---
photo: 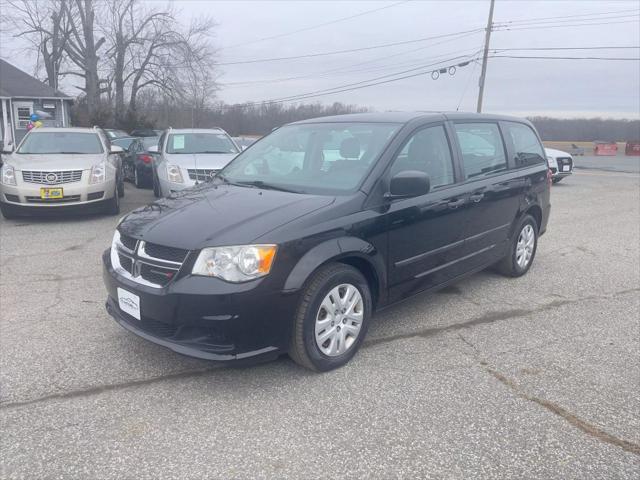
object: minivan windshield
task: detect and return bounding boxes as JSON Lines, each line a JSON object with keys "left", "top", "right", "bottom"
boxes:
{"left": 166, "top": 133, "right": 239, "bottom": 154}
{"left": 220, "top": 122, "right": 400, "bottom": 194}
{"left": 17, "top": 132, "right": 104, "bottom": 154}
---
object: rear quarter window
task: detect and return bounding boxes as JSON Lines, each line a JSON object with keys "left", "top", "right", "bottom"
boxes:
{"left": 504, "top": 122, "right": 546, "bottom": 167}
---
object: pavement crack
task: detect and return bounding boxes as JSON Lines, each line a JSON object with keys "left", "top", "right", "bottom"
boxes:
{"left": 0, "top": 367, "right": 219, "bottom": 411}
{"left": 364, "top": 288, "right": 639, "bottom": 349}
{"left": 485, "top": 368, "right": 640, "bottom": 456}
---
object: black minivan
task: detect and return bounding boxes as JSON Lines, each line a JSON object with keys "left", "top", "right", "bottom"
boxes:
{"left": 103, "top": 112, "right": 550, "bottom": 371}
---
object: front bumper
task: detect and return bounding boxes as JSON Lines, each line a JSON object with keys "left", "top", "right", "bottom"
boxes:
{"left": 102, "top": 250, "right": 298, "bottom": 362}
{"left": 1, "top": 177, "right": 116, "bottom": 207}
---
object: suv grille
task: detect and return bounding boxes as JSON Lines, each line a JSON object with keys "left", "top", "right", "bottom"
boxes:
{"left": 144, "top": 242, "right": 188, "bottom": 262}
{"left": 22, "top": 170, "right": 83, "bottom": 185}
{"left": 187, "top": 168, "right": 218, "bottom": 182}
{"left": 113, "top": 232, "right": 188, "bottom": 288}
{"left": 556, "top": 157, "right": 573, "bottom": 172}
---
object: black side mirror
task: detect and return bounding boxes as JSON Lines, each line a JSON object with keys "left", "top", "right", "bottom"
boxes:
{"left": 387, "top": 170, "right": 430, "bottom": 199}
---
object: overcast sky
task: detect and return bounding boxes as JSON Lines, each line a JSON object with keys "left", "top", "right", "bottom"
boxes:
{"left": 2, "top": 0, "right": 639, "bottom": 118}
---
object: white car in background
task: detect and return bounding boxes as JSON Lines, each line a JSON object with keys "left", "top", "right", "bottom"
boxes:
{"left": 0, "top": 127, "right": 124, "bottom": 218}
{"left": 150, "top": 128, "right": 240, "bottom": 197}
{"left": 545, "top": 147, "right": 574, "bottom": 184}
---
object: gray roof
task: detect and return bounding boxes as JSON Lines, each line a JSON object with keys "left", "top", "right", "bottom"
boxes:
{"left": 0, "top": 59, "right": 70, "bottom": 98}
{"left": 291, "top": 111, "right": 529, "bottom": 125}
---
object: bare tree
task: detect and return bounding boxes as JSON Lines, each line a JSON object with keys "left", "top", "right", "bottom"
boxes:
{"left": 62, "top": 0, "right": 108, "bottom": 116}
{"left": 2, "top": 0, "right": 70, "bottom": 90}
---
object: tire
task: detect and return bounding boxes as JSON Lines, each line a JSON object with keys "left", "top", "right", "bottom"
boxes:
{"left": 289, "top": 263, "right": 372, "bottom": 372}
{"left": 134, "top": 167, "right": 143, "bottom": 189}
{"left": 552, "top": 178, "right": 562, "bottom": 184}
{"left": 105, "top": 186, "right": 120, "bottom": 215}
{"left": 118, "top": 173, "right": 125, "bottom": 197}
{"left": 152, "top": 171, "right": 160, "bottom": 197}
{"left": 496, "top": 214, "right": 538, "bottom": 277}
{"left": 0, "top": 203, "right": 18, "bottom": 219}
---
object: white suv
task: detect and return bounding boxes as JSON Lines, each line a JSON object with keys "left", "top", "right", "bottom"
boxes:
{"left": 545, "top": 148, "right": 574, "bottom": 184}
{"left": 0, "top": 127, "right": 124, "bottom": 218}
{"left": 150, "top": 128, "right": 240, "bottom": 197}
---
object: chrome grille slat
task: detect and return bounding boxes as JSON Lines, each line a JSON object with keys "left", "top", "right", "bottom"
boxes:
{"left": 187, "top": 168, "right": 218, "bottom": 182}
{"left": 22, "top": 170, "right": 83, "bottom": 185}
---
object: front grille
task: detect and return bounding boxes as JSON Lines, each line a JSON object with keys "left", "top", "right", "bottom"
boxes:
{"left": 144, "top": 242, "right": 188, "bottom": 262}
{"left": 118, "top": 253, "right": 133, "bottom": 273}
{"left": 556, "top": 157, "right": 573, "bottom": 172}
{"left": 26, "top": 195, "right": 81, "bottom": 203}
{"left": 22, "top": 170, "right": 83, "bottom": 185}
{"left": 119, "top": 234, "right": 138, "bottom": 251}
{"left": 187, "top": 168, "right": 218, "bottom": 182}
{"left": 140, "top": 263, "right": 177, "bottom": 287}
{"left": 4, "top": 194, "right": 19, "bottom": 203}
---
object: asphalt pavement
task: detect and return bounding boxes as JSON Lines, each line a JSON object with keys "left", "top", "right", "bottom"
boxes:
{"left": 1, "top": 168, "right": 639, "bottom": 479}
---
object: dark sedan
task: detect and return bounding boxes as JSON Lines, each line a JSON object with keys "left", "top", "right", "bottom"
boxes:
{"left": 103, "top": 112, "right": 551, "bottom": 371}
{"left": 121, "top": 136, "right": 159, "bottom": 188}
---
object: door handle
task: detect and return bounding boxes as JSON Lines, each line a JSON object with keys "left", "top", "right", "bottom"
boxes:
{"left": 447, "top": 198, "right": 466, "bottom": 209}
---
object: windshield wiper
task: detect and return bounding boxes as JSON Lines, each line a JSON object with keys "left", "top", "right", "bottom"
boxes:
{"left": 234, "top": 180, "right": 300, "bottom": 193}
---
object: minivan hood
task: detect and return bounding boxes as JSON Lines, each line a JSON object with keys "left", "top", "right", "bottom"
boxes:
{"left": 6, "top": 153, "right": 105, "bottom": 170}
{"left": 119, "top": 184, "right": 335, "bottom": 250}
{"left": 165, "top": 153, "right": 237, "bottom": 170}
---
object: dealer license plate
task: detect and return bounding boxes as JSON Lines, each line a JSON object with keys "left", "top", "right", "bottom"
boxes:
{"left": 117, "top": 287, "right": 141, "bottom": 320}
{"left": 40, "top": 187, "right": 63, "bottom": 199}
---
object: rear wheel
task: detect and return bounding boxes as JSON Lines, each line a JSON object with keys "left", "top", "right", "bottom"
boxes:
{"left": 496, "top": 214, "right": 538, "bottom": 277}
{"left": 552, "top": 177, "right": 563, "bottom": 184}
{"left": 152, "top": 171, "right": 160, "bottom": 197}
{"left": 289, "top": 263, "right": 372, "bottom": 371}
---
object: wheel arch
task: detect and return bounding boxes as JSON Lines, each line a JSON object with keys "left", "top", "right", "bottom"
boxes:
{"left": 283, "top": 237, "right": 387, "bottom": 309}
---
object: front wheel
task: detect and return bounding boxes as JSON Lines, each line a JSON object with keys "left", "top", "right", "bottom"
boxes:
{"left": 289, "top": 263, "right": 372, "bottom": 371}
{"left": 104, "top": 186, "right": 120, "bottom": 215}
{"left": 496, "top": 214, "right": 538, "bottom": 277}
{"left": 552, "top": 177, "right": 563, "bottom": 184}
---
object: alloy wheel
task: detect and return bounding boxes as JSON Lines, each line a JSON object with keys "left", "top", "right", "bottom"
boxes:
{"left": 515, "top": 224, "right": 535, "bottom": 269}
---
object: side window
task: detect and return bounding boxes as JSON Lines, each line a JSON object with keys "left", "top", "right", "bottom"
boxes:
{"left": 504, "top": 122, "right": 546, "bottom": 167}
{"left": 454, "top": 123, "right": 507, "bottom": 179}
{"left": 390, "top": 125, "right": 455, "bottom": 189}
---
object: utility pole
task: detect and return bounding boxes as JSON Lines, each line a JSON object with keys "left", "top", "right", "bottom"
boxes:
{"left": 476, "top": 0, "right": 495, "bottom": 113}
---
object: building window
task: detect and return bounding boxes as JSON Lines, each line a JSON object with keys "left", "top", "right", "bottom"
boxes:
{"left": 16, "top": 107, "right": 32, "bottom": 128}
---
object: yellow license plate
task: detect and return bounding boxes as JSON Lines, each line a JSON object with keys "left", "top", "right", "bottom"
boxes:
{"left": 40, "top": 187, "right": 63, "bottom": 199}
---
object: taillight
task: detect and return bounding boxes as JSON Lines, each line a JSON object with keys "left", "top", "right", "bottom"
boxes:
{"left": 137, "top": 154, "right": 152, "bottom": 164}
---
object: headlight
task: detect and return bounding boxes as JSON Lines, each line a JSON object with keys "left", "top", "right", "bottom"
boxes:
{"left": 166, "top": 164, "right": 184, "bottom": 183}
{"left": 89, "top": 162, "right": 106, "bottom": 184}
{"left": 1, "top": 164, "right": 16, "bottom": 185}
{"left": 192, "top": 245, "right": 277, "bottom": 282}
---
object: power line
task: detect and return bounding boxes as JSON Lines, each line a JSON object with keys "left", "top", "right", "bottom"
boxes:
{"left": 493, "top": 18, "right": 639, "bottom": 32}
{"left": 490, "top": 55, "right": 640, "bottom": 61}
{"left": 216, "top": 28, "right": 484, "bottom": 66}
{"left": 494, "top": 11, "right": 639, "bottom": 27}
{"left": 219, "top": 0, "right": 410, "bottom": 50}
{"left": 222, "top": 30, "right": 483, "bottom": 86}
{"left": 495, "top": 8, "right": 639, "bottom": 25}
{"left": 492, "top": 46, "right": 640, "bottom": 52}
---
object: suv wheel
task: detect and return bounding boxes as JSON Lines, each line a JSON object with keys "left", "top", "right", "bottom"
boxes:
{"left": 289, "top": 263, "right": 372, "bottom": 371}
{"left": 496, "top": 214, "right": 538, "bottom": 277}
{"left": 134, "top": 168, "right": 142, "bottom": 189}
{"left": 0, "top": 203, "right": 18, "bottom": 219}
{"left": 152, "top": 171, "right": 160, "bottom": 197}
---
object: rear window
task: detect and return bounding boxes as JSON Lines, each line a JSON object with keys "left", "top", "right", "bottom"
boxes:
{"left": 17, "top": 132, "right": 104, "bottom": 154}
{"left": 503, "top": 122, "right": 546, "bottom": 167}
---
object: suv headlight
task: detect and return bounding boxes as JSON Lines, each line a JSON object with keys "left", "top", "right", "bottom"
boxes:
{"left": 1, "top": 164, "right": 16, "bottom": 185}
{"left": 192, "top": 245, "right": 277, "bottom": 282}
{"left": 166, "top": 164, "right": 184, "bottom": 183}
{"left": 89, "top": 162, "right": 106, "bottom": 184}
